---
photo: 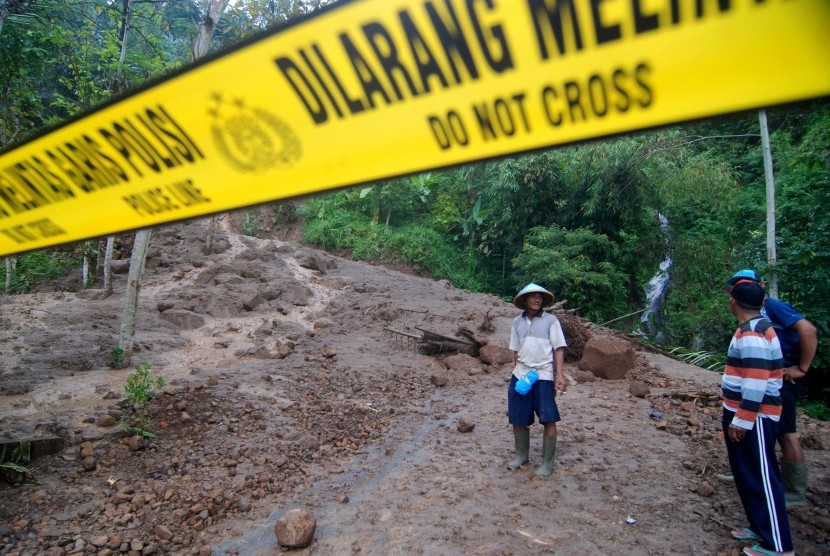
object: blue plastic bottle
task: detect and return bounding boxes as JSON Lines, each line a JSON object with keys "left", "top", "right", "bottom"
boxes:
{"left": 515, "top": 370, "right": 538, "bottom": 395}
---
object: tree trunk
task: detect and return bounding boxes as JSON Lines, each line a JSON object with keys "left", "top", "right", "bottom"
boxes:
{"left": 205, "top": 216, "right": 217, "bottom": 255}
{"left": 82, "top": 254, "right": 89, "bottom": 288}
{"left": 4, "top": 256, "right": 14, "bottom": 293}
{"left": 192, "top": 0, "right": 228, "bottom": 60}
{"left": 112, "top": 0, "right": 133, "bottom": 93}
{"left": 759, "top": 109, "right": 779, "bottom": 299}
{"left": 118, "top": 229, "right": 152, "bottom": 368}
{"left": 103, "top": 236, "right": 114, "bottom": 293}
{"left": 193, "top": 0, "right": 229, "bottom": 253}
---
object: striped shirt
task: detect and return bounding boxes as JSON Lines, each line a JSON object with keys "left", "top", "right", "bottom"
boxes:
{"left": 510, "top": 311, "right": 567, "bottom": 381}
{"left": 722, "top": 316, "right": 784, "bottom": 430}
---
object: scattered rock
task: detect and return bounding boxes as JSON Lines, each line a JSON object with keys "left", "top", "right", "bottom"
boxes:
{"left": 697, "top": 481, "right": 715, "bottom": 497}
{"left": 160, "top": 309, "right": 206, "bottom": 330}
{"left": 577, "top": 336, "right": 635, "bottom": 380}
{"left": 457, "top": 417, "right": 475, "bottom": 433}
{"left": 96, "top": 414, "right": 118, "bottom": 427}
{"left": 430, "top": 374, "right": 449, "bottom": 387}
{"left": 274, "top": 509, "right": 316, "bottom": 548}
{"left": 629, "top": 381, "right": 650, "bottom": 398}
{"left": 478, "top": 344, "right": 513, "bottom": 366}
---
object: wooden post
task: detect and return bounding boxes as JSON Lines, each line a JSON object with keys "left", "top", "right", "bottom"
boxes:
{"left": 758, "top": 109, "right": 779, "bottom": 299}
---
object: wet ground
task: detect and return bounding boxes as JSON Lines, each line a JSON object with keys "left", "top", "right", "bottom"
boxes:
{"left": 1, "top": 220, "right": 828, "bottom": 555}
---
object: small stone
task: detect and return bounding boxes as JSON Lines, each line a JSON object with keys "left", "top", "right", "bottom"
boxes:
{"left": 456, "top": 417, "right": 475, "bottom": 433}
{"left": 154, "top": 524, "right": 173, "bottom": 541}
{"left": 90, "top": 535, "right": 109, "bottom": 547}
{"left": 97, "top": 414, "right": 118, "bottom": 427}
{"left": 628, "top": 381, "right": 650, "bottom": 398}
{"left": 274, "top": 509, "right": 316, "bottom": 548}
{"left": 697, "top": 481, "right": 715, "bottom": 497}
{"left": 125, "top": 435, "right": 146, "bottom": 451}
{"left": 79, "top": 441, "right": 94, "bottom": 459}
{"left": 430, "top": 374, "right": 449, "bottom": 387}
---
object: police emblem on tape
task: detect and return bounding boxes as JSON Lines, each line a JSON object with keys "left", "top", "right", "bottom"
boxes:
{"left": 209, "top": 93, "right": 301, "bottom": 172}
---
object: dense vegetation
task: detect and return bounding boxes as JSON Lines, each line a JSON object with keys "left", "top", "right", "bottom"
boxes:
{"left": 1, "top": 2, "right": 827, "bottom": 406}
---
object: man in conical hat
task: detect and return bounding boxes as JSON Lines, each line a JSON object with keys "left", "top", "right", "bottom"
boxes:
{"left": 507, "top": 283, "right": 568, "bottom": 477}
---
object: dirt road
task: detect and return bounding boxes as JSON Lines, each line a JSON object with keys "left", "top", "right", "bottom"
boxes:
{"left": 1, "top": 221, "right": 828, "bottom": 555}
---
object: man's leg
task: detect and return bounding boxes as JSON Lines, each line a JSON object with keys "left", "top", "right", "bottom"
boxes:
{"left": 778, "top": 382, "right": 808, "bottom": 508}
{"left": 535, "top": 382, "right": 561, "bottom": 478}
{"left": 507, "top": 376, "right": 532, "bottom": 470}
{"left": 733, "top": 417, "right": 793, "bottom": 553}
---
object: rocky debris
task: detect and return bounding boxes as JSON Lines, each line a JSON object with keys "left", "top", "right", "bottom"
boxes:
{"left": 478, "top": 344, "right": 513, "bottom": 367}
{"left": 430, "top": 373, "right": 449, "bottom": 387}
{"left": 629, "top": 381, "right": 651, "bottom": 398}
{"left": 2, "top": 221, "right": 828, "bottom": 556}
{"left": 578, "top": 335, "right": 636, "bottom": 379}
{"left": 441, "top": 353, "right": 484, "bottom": 376}
{"left": 457, "top": 417, "right": 475, "bottom": 433}
{"left": 160, "top": 309, "right": 206, "bottom": 330}
{"left": 274, "top": 508, "right": 316, "bottom": 548}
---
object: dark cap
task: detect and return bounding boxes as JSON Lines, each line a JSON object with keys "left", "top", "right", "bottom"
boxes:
{"left": 724, "top": 279, "right": 765, "bottom": 310}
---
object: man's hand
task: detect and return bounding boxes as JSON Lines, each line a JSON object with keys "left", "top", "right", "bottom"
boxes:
{"left": 728, "top": 424, "right": 747, "bottom": 443}
{"left": 783, "top": 365, "right": 807, "bottom": 383}
{"left": 555, "top": 375, "right": 567, "bottom": 395}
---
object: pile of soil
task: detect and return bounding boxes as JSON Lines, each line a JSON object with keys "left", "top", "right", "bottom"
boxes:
{"left": 1, "top": 219, "right": 828, "bottom": 555}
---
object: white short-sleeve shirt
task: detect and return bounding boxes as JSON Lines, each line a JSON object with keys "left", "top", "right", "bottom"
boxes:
{"left": 510, "top": 311, "right": 567, "bottom": 381}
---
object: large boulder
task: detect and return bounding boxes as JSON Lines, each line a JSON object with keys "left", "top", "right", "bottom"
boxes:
{"left": 160, "top": 309, "right": 205, "bottom": 330}
{"left": 478, "top": 344, "right": 513, "bottom": 366}
{"left": 442, "top": 353, "right": 484, "bottom": 376}
{"left": 577, "top": 336, "right": 635, "bottom": 380}
{"left": 274, "top": 509, "right": 316, "bottom": 548}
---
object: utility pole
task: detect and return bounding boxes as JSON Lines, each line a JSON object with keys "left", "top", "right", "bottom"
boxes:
{"left": 759, "top": 109, "right": 779, "bottom": 299}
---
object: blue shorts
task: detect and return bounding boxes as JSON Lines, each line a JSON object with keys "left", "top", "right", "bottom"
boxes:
{"left": 778, "top": 380, "right": 806, "bottom": 436}
{"left": 507, "top": 375, "right": 561, "bottom": 426}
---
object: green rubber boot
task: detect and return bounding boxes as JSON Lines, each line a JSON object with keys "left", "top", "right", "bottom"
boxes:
{"left": 535, "top": 435, "right": 557, "bottom": 477}
{"left": 507, "top": 427, "right": 530, "bottom": 470}
{"left": 781, "top": 460, "right": 808, "bottom": 508}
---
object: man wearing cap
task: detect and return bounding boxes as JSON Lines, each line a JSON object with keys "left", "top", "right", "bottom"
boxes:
{"left": 507, "top": 283, "right": 568, "bottom": 477}
{"left": 728, "top": 269, "right": 818, "bottom": 508}
{"left": 722, "top": 278, "right": 794, "bottom": 556}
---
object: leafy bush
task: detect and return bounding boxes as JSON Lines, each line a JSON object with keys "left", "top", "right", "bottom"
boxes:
{"left": 512, "top": 225, "right": 630, "bottom": 323}
{"left": 241, "top": 211, "right": 260, "bottom": 237}
{"left": 123, "top": 363, "right": 165, "bottom": 410}
{"left": 109, "top": 347, "right": 126, "bottom": 369}
{"left": 1, "top": 442, "right": 33, "bottom": 484}
{"left": 2, "top": 250, "right": 82, "bottom": 294}
{"left": 800, "top": 400, "right": 830, "bottom": 421}
{"left": 303, "top": 212, "right": 494, "bottom": 292}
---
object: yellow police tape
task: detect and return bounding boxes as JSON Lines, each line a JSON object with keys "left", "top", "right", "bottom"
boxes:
{"left": 0, "top": 0, "right": 828, "bottom": 256}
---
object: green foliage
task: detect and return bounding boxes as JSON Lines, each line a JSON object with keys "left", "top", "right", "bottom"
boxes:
{"left": 242, "top": 211, "right": 261, "bottom": 237}
{"left": 512, "top": 226, "right": 629, "bottom": 323}
{"left": 123, "top": 363, "right": 165, "bottom": 410}
{"left": 303, "top": 203, "right": 494, "bottom": 292}
{"left": 108, "top": 347, "right": 126, "bottom": 369}
{"left": 1, "top": 250, "right": 81, "bottom": 294}
{"left": 121, "top": 415, "right": 158, "bottom": 439}
{"left": 1, "top": 442, "right": 33, "bottom": 484}
{"left": 800, "top": 400, "right": 830, "bottom": 421}
{"left": 666, "top": 347, "right": 727, "bottom": 372}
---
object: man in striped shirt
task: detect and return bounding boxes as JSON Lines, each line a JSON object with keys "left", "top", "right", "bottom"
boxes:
{"left": 722, "top": 278, "right": 794, "bottom": 556}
